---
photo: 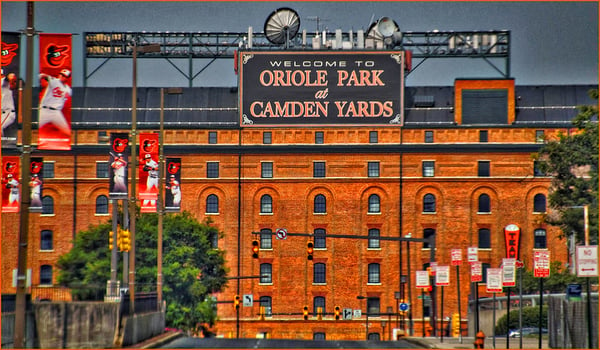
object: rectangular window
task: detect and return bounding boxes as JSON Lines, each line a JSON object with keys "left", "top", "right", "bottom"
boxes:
{"left": 260, "top": 264, "right": 272, "bottom": 284}
{"left": 206, "top": 162, "right": 219, "bottom": 178}
{"left": 313, "top": 162, "right": 326, "bottom": 178}
{"left": 208, "top": 131, "right": 217, "bottom": 144}
{"left": 422, "top": 161, "right": 435, "bottom": 177}
{"left": 263, "top": 131, "right": 272, "bottom": 144}
{"left": 261, "top": 162, "right": 273, "bottom": 178}
{"left": 479, "top": 130, "right": 488, "bottom": 143}
{"left": 424, "top": 130, "right": 434, "bottom": 143}
{"left": 462, "top": 89, "right": 508, "bottom": 124}
{"left": 367, "top": 297, "right": 380, "bottom": 314}
{"left": 478, "top": 228, "right": 491, "bottom": 248}
{"left": 368, "top": 264, "right": 380, "bottom": 283}
{"left": 315, "top": 131, "right": 324, "bottom": 144}
{"left": 369, "top": 131, "right": 378, "bottom": 143}
{"left": 313, "top": 263, "right": 326, "bottom": 284}
{"left": 533, "top": 161, "right": 545, "bottom": 177}
{"left": 96, "top": 162, "right": 109, "bottom": 178}
{"left": 98, "top": 131, "right": 109, "bottom": 144}
{"left": 260, "top": 229, "right": 273, "bottom": 249}
{"left": 535, "top": 130, "right": 545, "bottom": 143}
{"left": 478, "top": 161, "right": 490, "bottom": 177}
{"left": 368, "top": 162, "right": 380, "bottom": 177}
{"left": 368, "top": 229, "right": 380, "bottom": 249}
{"left": 43, "top": 162, "right": 55, "bottom": 178}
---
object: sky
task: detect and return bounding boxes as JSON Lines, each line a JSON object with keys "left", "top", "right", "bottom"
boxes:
{"left": 1, "top": 1, "right": 598, "bottom": 87}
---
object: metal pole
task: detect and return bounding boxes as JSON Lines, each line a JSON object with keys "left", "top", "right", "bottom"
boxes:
{"left": 475, "top": 282, "right": 480, "bottom": 333}
{"left": 157, "top": 88, "right": 164, "bottom": 308}
{"left": 519, "top": 267, "right": 523, "bottom": 349}
{"left": 440, "top": 286, "right": 444, "bottom": 343}
{"left": 111, "top": 200, "right": 118, "bottom": 289}
{"left": 506, "top": 287, "right": 511, "bottom": 349}
{"left": 14, "top": 3, "right": 34, "bottom": 348}
{"left": 586, "top": 278, "right": 592, "bottom": 349}
{"left": 456, "top": 265, "right": 462, "bottom": 343}
{"left": 407, "top": 240, "right": 413, "bottom": 335}
{"left": 538, "top": 278, "right": 543, "bottom": 349}
{"left": 129, "top": 39, "right": 138, "bottom": 315}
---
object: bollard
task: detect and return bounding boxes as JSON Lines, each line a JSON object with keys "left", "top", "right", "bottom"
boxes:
{"left": 474, "top": 330, "right": 485, "bottom": 349}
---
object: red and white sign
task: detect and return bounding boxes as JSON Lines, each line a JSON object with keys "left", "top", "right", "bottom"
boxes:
{"left": 429, "top": 262, "right": 437, "bottom": 276}
{"left": 576, "top": 246, "right": 598, "bottom": 277}
{"left": 2, "top": 156, "right": 20, "bottom": 213}
{"left": 139, "top": 132, "right": 159, "bottom": 213}
{"left": 467, "top": 247, "right": 478, "bottom": 263}
{"left": 275, "top": 228, "right": 288, "bottom": 240}
{"left": 470, "top": 261, "right": 482, "bottom": 283}
{"left": 486, "top": 268, "right": 503, "bottom": 293}
{"left": 504, "top": 224, "right": 521, "bottom": 259}
{"left": 451, "top": 249, "right": 462, "bottom": 266}
{"left": 502, "top": 258, "right": 516, "bottom": 287}
{"left": 435, "top": 265, "right": 450, "bottom": 286}
{"left": 415, "top": 270, "right": 430, "bottom": 288}
{"left": 533, "top": 250, "right": 550, "bottom": 278}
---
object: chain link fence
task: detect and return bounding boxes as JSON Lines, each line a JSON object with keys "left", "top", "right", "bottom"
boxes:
{"left": 548, "top": 295, "right": 598, "bottom": 348}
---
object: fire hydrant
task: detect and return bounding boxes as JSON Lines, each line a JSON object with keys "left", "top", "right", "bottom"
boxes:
{"left": 474, "top": 330, "right": 485, "bottom": 349}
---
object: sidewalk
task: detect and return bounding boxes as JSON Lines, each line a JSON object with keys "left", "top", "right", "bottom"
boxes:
{"left": 406, "top": 336, "right": 549, "bottom": 349}
{"left": 126, "top": 330, "right": 185, "bottom": 349}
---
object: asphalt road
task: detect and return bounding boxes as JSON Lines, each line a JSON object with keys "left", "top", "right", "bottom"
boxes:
{"left": 160, "top": 336, "right": 421, "bottom": 348}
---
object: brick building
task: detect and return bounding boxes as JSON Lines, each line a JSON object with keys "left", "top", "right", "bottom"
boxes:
{"left": 1, "top": 70, "right": 594, "bottom": 339}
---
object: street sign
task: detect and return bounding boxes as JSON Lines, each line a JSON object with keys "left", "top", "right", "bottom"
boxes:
{"left": 416, "top": 270, "right": 430, "bottom": 288}
{"left": 533, "top": 250, "right": 550, "bottom": 278}
{"left": 353, "top": 309, "right": 362, "bottom": 318}
{"left": 429, "top": 262, "right": 438, "bottom": 276}
{"left": 470, "top": 261, "right": 482, "bottom": 283}
{"left": 343, "top": 308, "right": 353, "bottom": 320}
{"left": 243, "top": 294, "right": 253, "bottom": 307}
{"left": 486, "top": 268, "right": 503, "bottom": 293}
{"left": 467, "top": 247, "right": 478, "bottom": 263}
{"left": 451, "top": 249, "right": 462, "bottom": 266}
{"left": 399, "top": 302, "right": 410, "bottom": 312}
{"left": 435, "top": 265, "right": 450, "bottom": 286}
{"left": 576, "top": 245, "right": 599, "bottom": 277}
{"left": 275, "top": 228, "right": 287, "bottom": 240}
{"left": 502, "top": 258, "right": 516, "bottom": 287}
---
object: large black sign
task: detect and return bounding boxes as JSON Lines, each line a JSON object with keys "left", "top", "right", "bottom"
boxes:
{"left": 239, "top": 51, "right": 404, "bottom": 126}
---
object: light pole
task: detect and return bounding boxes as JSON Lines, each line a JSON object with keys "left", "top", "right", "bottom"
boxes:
{"left": 157, "top": 87, "right": 182, "bottom": 309}
{"left": 130, "top": 40, "right": 160, "bottom": 314}
{"left": 357, "top": 295, "right": 369, "bottom": 340}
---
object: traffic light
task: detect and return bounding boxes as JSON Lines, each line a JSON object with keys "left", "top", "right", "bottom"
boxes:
{"left": 317, "top": 306, "right": 323, "bottom": 321}
{"left": 234, "top": 295, "right": 240, "bottom": 310}
{"left": 303, "top": 305, "right": 309, "bottom": 320}
{"left": 117, "top": 229, "right": 123, "bottom": 251}
{"left": 451, "top": 312, "right": 460, "bottom": 337}
{"left": 121, "top": 229, "right": 131, "bottom": 252}
{"left": 252, "top": 240, "right": 259, "bottom": 259}
{"left": 307, "top": 241, "right": 314, "bottom": 260}
{"left": 334, "top": 305, "right": 341, "bottom": 321}
{"left": 109, "top": 231, "right": 114, "bottom": 250}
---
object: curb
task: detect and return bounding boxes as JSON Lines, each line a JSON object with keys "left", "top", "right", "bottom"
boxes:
{"left": 128, "top": 331, "right": 185, "bottom": 349}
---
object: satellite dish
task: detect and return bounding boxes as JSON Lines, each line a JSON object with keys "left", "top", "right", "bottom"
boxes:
{"left": 264, "top": 7, "right": 301, "bottom": 45}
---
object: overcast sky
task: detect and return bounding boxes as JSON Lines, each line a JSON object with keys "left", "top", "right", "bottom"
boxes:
{"left": 2, "top": 1, "right": 598, "bottom": 87}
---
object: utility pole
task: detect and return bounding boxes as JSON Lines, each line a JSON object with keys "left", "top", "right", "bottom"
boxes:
{"left": 14, "top": 2, "right": 34, "bottom": 348}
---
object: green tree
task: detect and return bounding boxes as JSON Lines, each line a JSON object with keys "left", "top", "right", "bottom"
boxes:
{"left": 495, "top": 306, "right": 548, "bottom": 335}
{"left": 516, "top": 261, "right": 590, "bottom": 294}
{"left": 534, "top": 89, "right": 599, "bottom": 245}
{"left": 56, "top": 211, "right": 228, "bottom": 334}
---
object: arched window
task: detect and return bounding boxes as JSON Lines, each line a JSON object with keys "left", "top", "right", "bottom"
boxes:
{"left": 533, "top": 194, "right": 546, "bottom": 213}
{"left": 534, "top": 228, "right": 547, "bottom": 249}
{"left": 40, "top": 265, "right": 52, "bottom": 285}
{"left": 478, "top": 194, "right": 491, "bottom": 213}
{"left": 260, "top": 263, "right": 272, "bottom": 283}
{"left": 313, "top": 296, "right": 326, "bottom": 316}
{"left": 42, "top": 196, "right": 54, "bottom": 215}
{"left": 95, "top": 195, "right": 109, "bottom": 214}
{"left": 314, "top": 263, "right": 326, "bottom": 284}
{"left": 40, "top": 230, "right": 53, "bottom": 251}
{"left": 478, "top": 228, "right": 491, "bottom": 248}
{"left": 314, "top": 228, "right": 326, "bottom": 249}
{"left": 368, "top": 228, "right": 380, "bottom": 249}
{"left": 260, "top": 194, "right": 272, "bottom": 214}
{"left": 368, "top": 263, "right": 380, "bottom": 283}
{"left": 423, "top": 194, "right": 436, "bottom": 213}
{"left": 314, "top": 194, "right": 326, "bottom": 214}
{"left": 368, "top": 194, "right": 380, "bottom": 213}
{"left": 206, "top": 194, "right": 219, "bottom": 213}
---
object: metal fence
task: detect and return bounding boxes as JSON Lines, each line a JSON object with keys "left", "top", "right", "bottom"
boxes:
{"left": 548, "top": 295, "right": 598, "bottom": 349}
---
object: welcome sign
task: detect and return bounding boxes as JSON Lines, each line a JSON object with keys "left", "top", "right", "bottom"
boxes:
{"left": 238, "top": 51, "right": 404, "bottom": 126}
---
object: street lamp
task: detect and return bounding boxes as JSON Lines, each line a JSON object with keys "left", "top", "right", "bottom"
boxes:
{"left": 357, "top": 295, "right": 369, "bottom": 340}
{"left": 129, "top": 40, "right": 161, "bottom": 314}
{"left": 157, "top": 87, "right": 182, "bottom": 309}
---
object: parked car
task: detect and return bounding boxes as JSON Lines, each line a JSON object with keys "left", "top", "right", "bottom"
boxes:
{"left": 509, "top": 327, "right": 548, "bottom": 337}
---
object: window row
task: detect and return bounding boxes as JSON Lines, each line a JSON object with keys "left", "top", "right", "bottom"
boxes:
{"left": 423, "top": 130, "right": 546, "bottom": 144}
{"left": 421, "top": 193, "right": 546, "bottom": 213}
{"left": 423, "top": 160, "right": 546, "bottom": 177}
{"left": 258, "top": 194, "right": 381, "bottom": 214}
{"left": 420, "top": 227, "right": 548, "bottom": 250}
{"left": 257, "top": 228, "right": 382, "bottom": 250}
{"left": 258, "top": 262, "right": 383, "bottom": 285}
{"left": 36, "top": 195, "right": 110, "bottom": 215}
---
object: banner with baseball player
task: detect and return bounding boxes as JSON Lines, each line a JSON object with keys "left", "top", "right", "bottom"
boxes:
{"left": 165, "top": 158, "right": 181, "bottom": 212}
{"left": 38, "top": 33, "right": 72, "bottom": 150}
{"left": 29, "top": 157, "right": 44, "bottom": 212}
{"left": 109, "top": 133, "right": 129, "bottom": 199}
{"left": 2, "top": 156, "right": 20, "bottom": 213}
{"left": 139, "top": 132, "right": 159, "bottom": 213}
{"left": 1, "top": 32, "right": 21, "bottom": 148}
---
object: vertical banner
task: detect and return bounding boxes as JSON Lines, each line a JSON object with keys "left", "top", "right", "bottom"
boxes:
{"left": 139, "top": 133, "right": 159, "bottom": 213}
{"left": 503, "top": 224, "right": 521, "bottom": 259}
{"left": 29, "top": 157, "right": 44, "bottom": 212}
{"left": 2, "top": 156, "right": 20, "bottom": 213}
{"left": 1, "top": 32, "right": 21, "bottom": 147}
{"left": 165, "top": 157, "right": 181, "bottom": 212}
{"left": 38, "top": 33, "right": 72, "bottom": 150}
{"left": 109, "top": 133, "right": 129, "bottom": 199}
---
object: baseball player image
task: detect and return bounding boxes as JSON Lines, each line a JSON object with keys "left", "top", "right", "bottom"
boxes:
{"left": 111, "top": 154, "right": 128, "bottom": 194}
{"left": 142, "top": 153, "right": 159, "bottom": 206}
{"left": 29, "top": 174, "right": 42, "bottom": 208}
{"left": 166, "top": 174, "right": 181, "bottom": 207}
{"left": 1, "top": 69, "right": 17, "bottom": 137}
{"left": 5, "top": 173, "right": 20, "bottom": 206}
{"left": 38, "top": 69, "right": 72, "bottom": 135}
